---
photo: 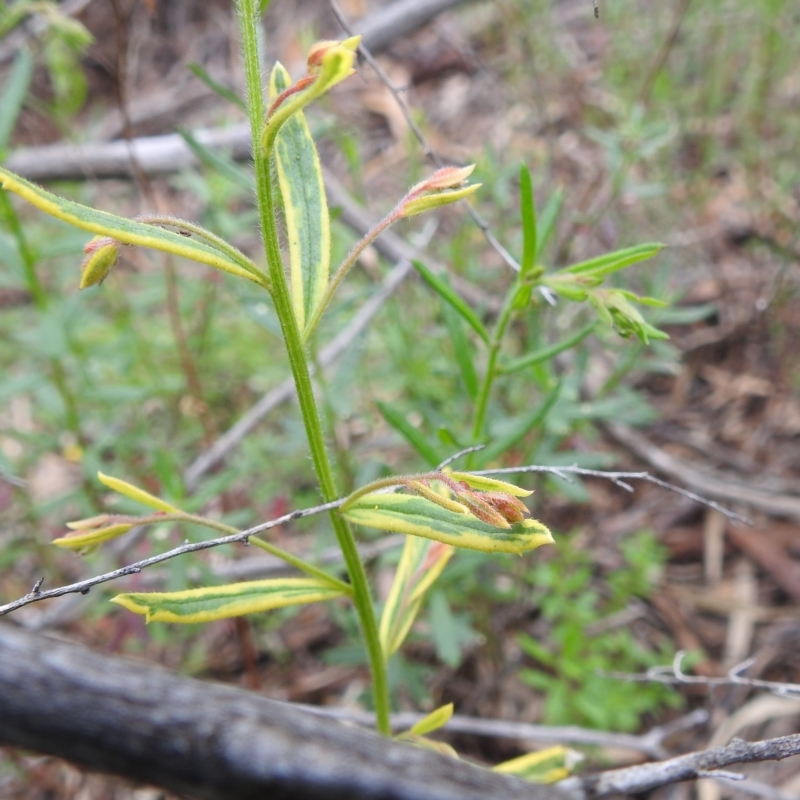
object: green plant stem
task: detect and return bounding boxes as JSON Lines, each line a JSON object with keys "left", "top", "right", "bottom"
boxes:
{"left": 470, "top": 286, "right": 518, "bottom": 446}
{"left": 236, "top": 0, "right": 390, "bottom": 736}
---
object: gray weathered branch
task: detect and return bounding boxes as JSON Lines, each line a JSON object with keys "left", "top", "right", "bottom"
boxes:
{"left": 0, "top": 623, "right": 567, "bottom": 800}
{"left": 557, "top": 734, "right": 800, "bottom": 799}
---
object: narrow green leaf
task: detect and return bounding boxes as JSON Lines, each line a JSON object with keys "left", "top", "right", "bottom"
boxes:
{"left": 0, "top": 166, "right": 264, "bottom": 285}
{"left": 410, "top": 703, "right": 454, "bottom": 736}
{"left": 112, "top": 577, "right": 344, "bottom": 623}
{"left": 0, "top": 47, "right": 33, "bottom": 154}
{"left": 401, "top": 184, "right": 480, "bottom": 217}
{"left": 412, "top": 260, "right": 489, "bottom": 345}
{"left": 502, "top": 322, "right": 598, "bottom": 375}
{"left": 97, "top": 471, "right": 180, "bottom": 513}
{"left": 441, "top": 299, "right": 478, "bottom": 401}
{"left": 447, "top": 473, "right": 532, "bottom": 497}
{"left": 53, "top": 523, "right": 133, "bottom": 549}
{"left": 270, "top": 63, "right": 330, "bottom": 331}
{"left": 342, "top": 492, "right": 553, "bottom": 554}
{"left": 376, "top": 400, "right": 443, "bottom": 467}
{"left": 476, "top": 382, "right": 562, "bottom": 466}
{"left": 186, "top": 62, "right": 246, "bottom": 111}
{"left": 561, "top": 243, "right": 664, "bottom": 279}
{"left": 494, "top": 745, "right": 580, "bottom": 783}
{"left": 179, "top": 128, "right": 253, "bottom": 190}
{"left": 519, "top": 165, "right": 537, "bottom": 277}
{"left": 535, "top": 188, "right": 563, "bottom": 260}
{"left": 380, "top": 536, "right": 454, "bottom": 658}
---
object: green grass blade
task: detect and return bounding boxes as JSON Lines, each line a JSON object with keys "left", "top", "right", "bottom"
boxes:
{"left": 560, "top": 243, "right": 664, "bottom": 278}
{"left": 270, "top": 63, "right": 330, "bottom": 331}
{"left": 376, "top": 400, "right": 443, "bottom": 467}
{"left": 179, "top": 127, "right": 253, "bottom": 190}
{"left": 0, "top": 166, "right": 264, "bottom": 285}
{"left": 342, "top": 492, "right": 553, "bottom": 554}
{"left": 476, "top": 382, "right": 562, "bottom": 466}
{"left": 186, "top": 62, "right": 246, "bottom": 111}
{"left": 519, "top": 165, "right": 537, "bottom": 277}
{"left": 502, "top": 322, "right": 597, "bottom": 375}
{"left": 0, "top": 48, "right": 33, "bottom": 155}
{"left": 441, "top": 299, "right": 479, "bottom": 401}
{"left": 112, "top": 577, "right": 345, "bottom": 623}
{"left": 535, "top": 187, "right": 563, "bottom": 261}
{"left": 412, "top": 260, "right": 489, "bottom": 345}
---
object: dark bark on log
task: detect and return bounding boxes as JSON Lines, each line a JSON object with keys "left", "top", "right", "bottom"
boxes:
{"left": 0, "top": 623, "right": 571, "bottom": 800}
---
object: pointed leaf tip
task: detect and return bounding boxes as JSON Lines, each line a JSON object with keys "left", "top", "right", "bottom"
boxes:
{"left": 97, "top": 472, "right": 181, "bottom": 513}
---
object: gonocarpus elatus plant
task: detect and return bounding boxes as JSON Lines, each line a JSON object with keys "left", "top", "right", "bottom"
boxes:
{"left": 0, "top": 4, "right": 544, "bottom": 744}
{"left": 0, "top": 0, "right": 667, "bottom": 778}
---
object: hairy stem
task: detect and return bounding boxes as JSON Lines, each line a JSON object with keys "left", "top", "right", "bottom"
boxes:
{"left": 236, "top": 0, "right": 390, "bottom": 735}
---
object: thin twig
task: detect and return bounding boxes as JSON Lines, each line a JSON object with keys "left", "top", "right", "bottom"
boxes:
{"left": 328, "top": 0, "right": 557, "bottom": 305}
{"left": 0, "top": 500, "right": 343, "bottom": 617}
{"left": 297, "top": 706, "right": 709, "bottom": 760}
{"left": 1, "top": 462, "right": 745, "bottom": 616}
{"left": 557, "top": 733, "right": 800, "bottom": 799}
{"left": 605, "top": 422, "right": 800, "bottom": 523}
{"left": 602, "top": 651, "right": 800, "bottom": 700}
{"left": 474, "top": 465, "right": 753, "bottom": 525}
{"left": 436, "top": 444, "right": 486, "bottom": 470}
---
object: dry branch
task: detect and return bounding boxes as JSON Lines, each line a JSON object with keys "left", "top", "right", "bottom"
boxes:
{"left": 605, "top": 423, "right": 800, "bottom": 523}
{"left": 0, "top": 623, "right": 565, "bottom": 800}
{"left": 557, "top": 734, "right": 800, "bottom": 799}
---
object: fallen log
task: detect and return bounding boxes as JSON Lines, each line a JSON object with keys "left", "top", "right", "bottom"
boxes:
{"left": 0, "top": 623, "right": 568, "bottom": 800}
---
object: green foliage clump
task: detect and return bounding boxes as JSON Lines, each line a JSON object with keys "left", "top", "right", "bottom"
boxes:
{"left": 519, "top": 532, "right": 681, "bottom": 731}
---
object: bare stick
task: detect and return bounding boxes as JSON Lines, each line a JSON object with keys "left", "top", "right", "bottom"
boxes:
{"left": 603, "top": 651, "right": 800, "bottom": 700}
{"left": 1, "top": 462, "right": 745, "bottom": 617}
{"left": 557, "top": 734, "right": 800, "bottom": 799}
{"left": 0, "top": 500, "right": 343, "bottom": 617}
{"left": 605, "top": 422, "right": 800, "bottom": 523}
{"left": 299, "top": 705, "right": 709, "bottom": 760}
{"left": 0, "top": 624, "right": 562, "bottom": 800}
{"left": 474, "top": 464, "right": 753, "bottom": 525}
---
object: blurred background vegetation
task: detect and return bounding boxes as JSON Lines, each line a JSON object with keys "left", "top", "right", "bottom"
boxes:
{"left": 1, "top": 0, "right": 799, "bottom": 795}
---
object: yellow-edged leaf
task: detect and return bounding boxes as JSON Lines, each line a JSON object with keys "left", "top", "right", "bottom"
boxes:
{"left": 410, "top": 703, "right": 454, "bottom": 736}
{"left": 400, "top": 184, "right": 481, "bottom": 218}
{"left": 494, "top": 746, "right": 583, "bottom": 783}
{"left": 0, "top": 166, "right": 263, "bottom": 285}
{"left": 379, "top": 537, "right": 454, "bottom": 657}
{"left": 447, "top": 472, "right": 533, "bottom": 497}
{"left": 395, "top": 732, "right": 459, "bottom": 758}
{"left": 53, "top": 523, "right": 133, "bottom": 549}
{"left": 97, "top": 472, "right": 180, "bottom": 513}
{"left": 342, "top": 492, "right": 553, "bottom": 554}
{"left": 111, "top": 577, "right": 345, "bottom": 623}
{"left": 270, "top": 63, "right": 330, "bottom": 331}
{"left": 262, "top": 37, "right": 360, "bottom": 153}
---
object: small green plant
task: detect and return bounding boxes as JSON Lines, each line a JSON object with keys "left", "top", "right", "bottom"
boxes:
{"left": 0, "top": 0, "right": 672, "bottom": 779}
{"left": 0, "top": 1, "right": 93, "bottom": 126}
{"left": 519, "top": 532, "right": 681, "bottom": 731}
